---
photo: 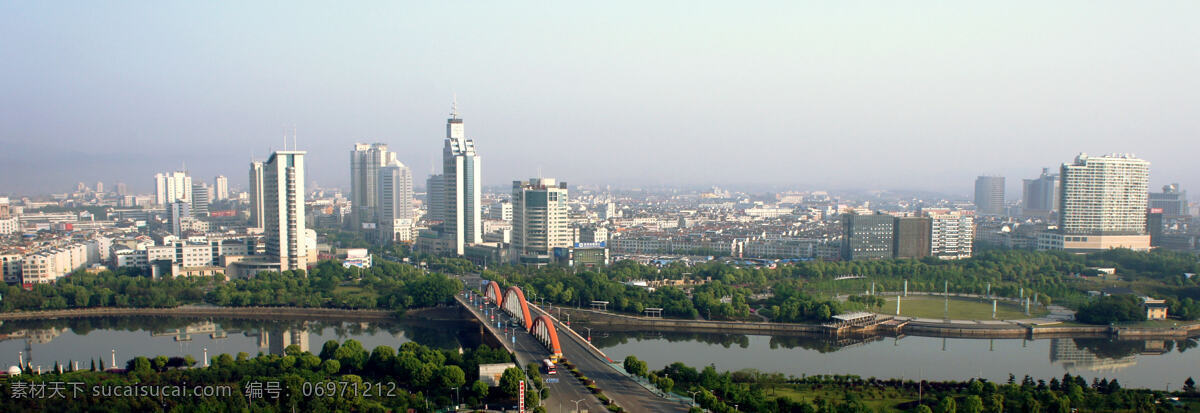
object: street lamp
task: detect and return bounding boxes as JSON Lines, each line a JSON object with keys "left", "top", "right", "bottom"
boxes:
{"left": 687, "top": 390, "right": 701, "bottom": 406}
{"left": 572, "top": 398, "right": 587, "bottom": 413}
{"left": 584, "top": 327, "right": 592, "bottom": 342}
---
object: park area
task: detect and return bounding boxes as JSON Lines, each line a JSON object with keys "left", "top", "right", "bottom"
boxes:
{"left": 874, "top": 295, "right": 1048, "bottom": 320}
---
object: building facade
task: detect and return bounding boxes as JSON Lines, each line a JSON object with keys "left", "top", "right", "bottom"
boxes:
{"left": 263, "top": 150, "right": 308, "bottom": 270}
{"left": 1056, "top": 153, "right": 1150, "bottom": 251}
{"left": 928, "top": 210, "right": 974, "bottom": 259}
{"left": 1149, "top": 183, "right": 1188, "bottom": 217}
{"left": 841, "top": 213, "right": 894, "bottom": 261}
{"left": 511, "top": 178, "right": 570, "bottom": 264}
{"left": 974, "top": 176, "right": 1005, "bottom": 215}
{"left": 442, "top": 106, "right": 482, "bottom": 255}
{"left": 893, "top": 217, "right": 931, "bottom": 259}
{"left": 248, "top": 161, "right": 266, "bottom": 230}
{"left": 1022, "top": 168, "right": 1059, "bottom": 217}
{"left": 213, "top": 175, "right": 229, "bottom": 201}
{"left": 425, "top": 174, "right": 446, "bottom": 222}
{"left": 350, "top": 143, "right": 396, "bottom": 230}
{"left": 154, "top": 171, "right": 192, "bottom": 206}
{"left": 378, "top": 160, "right": 415, "bottom": 243}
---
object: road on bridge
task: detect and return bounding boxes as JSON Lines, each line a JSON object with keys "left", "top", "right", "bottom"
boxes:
{"left": 457, "top": 291, "right": 602, "bottom": 413}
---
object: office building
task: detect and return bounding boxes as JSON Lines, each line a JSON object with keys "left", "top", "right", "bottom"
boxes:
{"left": 974, "top": 176, "right": 1005, "bottom": 215}
{"left": 1149, "top": 184, "right": 1188, "bottom": 217}
{"left": 378, "top": 160, "right": 415, "bottom": 243}
{"left": 214, "top": 175, "right": 229, "bottom": 201}
{"left": 488, "top": 201, "right": 513, "bottom": 221}
{"left": 1055, "top": 153, "right": 1151, "bottom": 251}
{"left": 168, "top": 201, "right": 191, "bottom": 236}
{"left": 442, "top": 104, "right": 482, "bottom": 255}
{"left": 841, "top": 213, "right": 894, "bottom": 260}
{"left": 191, "top": 183, "right": 210, "bottom": 217}
{"left": 263, "top": 150, "right": 308, "bottom": 270}
{"left": 154, "top": 171, "right": 192, "bottom": 206}
{"left": 893, "top": 217, "right": 931, "bottom": 259}
{"left": 927, "top": 210, "right": 974, "bottom": 259}
{"left": 350, "top": 143, "right": 396, "bottom": 230}
{"left": 511, "top": 178, "right": 571, "bottom": 264}
{"left": 425, "top": 174, "right": 446, "bottom": 222}
{"left": 1022, "top": 168, "right": 1059, "bottom": 217}
{"left": 115, "top": 182, "right": 128, "bottom": 196}
{"left": 248, "top": 161, "right": 265, "bottom": 230}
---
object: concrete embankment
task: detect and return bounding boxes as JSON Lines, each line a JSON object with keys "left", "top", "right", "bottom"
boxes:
{"left": 559, "top": 307, "right": 1200, "bottom": 340}
{"left": 0, "top": 306, "right": 402, "bottom": 321}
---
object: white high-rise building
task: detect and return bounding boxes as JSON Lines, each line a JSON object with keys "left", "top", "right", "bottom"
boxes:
{"left": 264, "top": 151, "right": 307, "bottom": 270}
{"left": 350, "top": 143, "right": 396, "bottom": 230}
{"left": 1052, "top": 153, "right": 1150, "bottom": 251}
{"left": 425, "top": 174, "right": 446, "bottom": 222}
{"left": 378, "top": 160, "right": 415, "bottom": 242}
{"left": 926, "top": 210, "right": 974, "bottom": 259}
{"left": 248, "top": 162, "right": 265, "bottom": 230}
{"left": 442, "top": 103, "right": 482, "bottom": 255}
{"left": 511, "top": 178, "right": 570, "bottom": 265}
{"left": 214, "top": 175, "right": 229, "bottom": 201}
{"left": 154, "top": 171, "right": 192, "bottom": 206}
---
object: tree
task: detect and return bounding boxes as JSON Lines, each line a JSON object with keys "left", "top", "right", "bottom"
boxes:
{"left": 916, "top": 406, "right": 934, "bottom": 413}
{"left": 320, "top": 340, "right": 340, "bottom": 360}
{"left": 471, "top": 380, "right": 489, "bottom": 400}
{"left": 321, "top": 359, "right": 341, "bottom": 375}
{"left": 961, "top": 395, "right": 983, "bottom": 413}
{"left": 440, "top": 365, "right": 466, "bottom": 389}
{"left": 935, "top": 396, "right": 957, "bottom": 413}
{"left": 499, "top": 367, "right": 524, "bottom": 399}
{"left": 1184, "top": 377, "right": 1196, "bottom": 393}
{"left": 623, "top": 355, "right": 648, "bottom": 377}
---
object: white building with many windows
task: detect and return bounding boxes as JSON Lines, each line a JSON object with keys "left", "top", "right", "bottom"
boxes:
{"left": 1053, "top": 153, "right": 1151, "bottom": 252}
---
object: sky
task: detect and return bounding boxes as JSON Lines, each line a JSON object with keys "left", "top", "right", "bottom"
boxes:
{"left": 1, "top": 1, "right": 1197, "bottom": 198}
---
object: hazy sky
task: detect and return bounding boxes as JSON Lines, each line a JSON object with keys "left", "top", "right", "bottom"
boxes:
{"left": 1, "top": 1, "right": 1197, "bottom": 198}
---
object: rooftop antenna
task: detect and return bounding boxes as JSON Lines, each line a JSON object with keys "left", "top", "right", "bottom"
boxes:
{"left": 450, "top": 93, "right": 458, "bottom": 119}
{"left": 291, "top": 125, "right": 297, "bottom": 151}
{"left": 282, "top": 126, "right": 288, "bottom": 150}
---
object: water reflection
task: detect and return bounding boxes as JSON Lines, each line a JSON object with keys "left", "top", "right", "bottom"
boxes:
{"left": 0, "top": 317, "right": 480, "bottom": 371}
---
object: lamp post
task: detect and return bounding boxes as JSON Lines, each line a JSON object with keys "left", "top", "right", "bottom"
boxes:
{"left": 688, "top": 390, "right": 701, "bottom": 406}
{"left": 584, "top": 327, "right": 592, "bottom": 342}
{"left": 572, "top": 398, "right": 587, "bottom": 412}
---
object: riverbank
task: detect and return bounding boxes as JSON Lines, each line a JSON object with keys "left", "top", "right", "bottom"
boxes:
{"left": 0, "top": 306, "right": 408, "bottom": 321}
{"left": 557, "top": 307, "right": 1200, "bottom": 340}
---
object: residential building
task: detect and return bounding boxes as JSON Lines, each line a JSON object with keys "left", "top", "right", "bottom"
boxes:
{"left": 927, "top": 210, "right": 974, "bottom": 259}
{"left": 154, "top": 171, "right": 192, "bottom": 206}
{"left": 841, "top": 213, "right": 894, "bottom": 260}
{"left": 0, "top": 216, "right": 18, "bottom": 234}
{"left": 263, "top": 150, "right": 308, "bottom": 270}
{"left": 0, "top": 197, "right": 9, "bottom": 219}
{"left": 579, "top": 226, "right": 609, "bottom": 244}
{"left": 168, "top": 201, "right": 191, "bottom": 236}
{"left": 974, "top": 176, "right": 1005, "bottom": 215}
{"left": 350, "top": 143, "right": 396, "bottom": 230}
{"left": 213, "top": 175, "right": 229, "bottom": 200}
{"left": 442, "top": 104, "right": 482, "bottom": 255}
{"left": 511, "top": 178, "right": 571, "bottom": 265}
{"left": 1054, "top": 153, "right": 1151, "bottom": 252}
{"left": 425, "top": 174, "right": 446, "bottom": 222}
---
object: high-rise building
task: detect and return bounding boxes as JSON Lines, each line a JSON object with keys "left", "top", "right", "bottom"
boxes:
{"left": 425, "top": 174, "right": 446, "bottom": 222}
{"left": 154, "top": 171, "right": 192, "bottom": 206}
{"left": 1022, "top": 168, "right": 1059, "bottom": 217}
{"left": 115, "top": 182, "right": 128, "bottom": 196}
{"left": 378, "top": 160, "right": 415, "bottom": 243}
{"left": 1149, "top": 183, "right": 1188, "bottom": 217}
{"left": 974, "top": 176, "right": 1005, "bottom": 215}
{"left": 263, "top": 150, "right": 307, "bottom": 271}
{"left": 214, "top": 175, "right": 229, "bottom": 201}
{"left": 191, "top": 183, "right": 210, "bottom": 217}
{"left": 442, "top": 103, "right": 482, "bottom": 255}
{"left": 841, "top": 213, "right": 894, "bottom": 261}
{"left": 893, "top": 217, "right": 931, "bottom": 259}
{"left": 1054, "top": 153, "right": 1151, "bottom": 251}
{"left": 168, "top": 201, "right": 191, "bottom": 236}
{"left": 927, "top": 210, "right": 974, "bottom": 259}
{"left": 350, "top": 143, "right": 396, "bottom": 230}
{"left": 95, "top": 181, "right": 104, "bottom": 193}
{"left": 249, "top": 161, "right": 265, "bottom": 230}
{"left": 511, "top": 178, "right": 570, "bottom": 264}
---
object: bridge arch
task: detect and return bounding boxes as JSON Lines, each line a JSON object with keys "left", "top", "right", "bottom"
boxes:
{"left": 502, "top": 286, "right": 533, "bottom": 330}
{"left": 530, "top": 315, "right": 562, "bottom": 361}
{"left": 485, "top": 282, "right": 504, "bottom": 306}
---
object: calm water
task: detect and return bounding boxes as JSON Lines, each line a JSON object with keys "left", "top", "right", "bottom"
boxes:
{"left": 0, "top": 317, "right": 481, "bottom": 371}
{"left": 589, "top": 329, "right": 1200, "bottom": 390}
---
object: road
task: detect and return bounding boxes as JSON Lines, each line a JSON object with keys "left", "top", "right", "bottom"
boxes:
{"left": 457, "top": 292, "right": 603, "bottom": 413}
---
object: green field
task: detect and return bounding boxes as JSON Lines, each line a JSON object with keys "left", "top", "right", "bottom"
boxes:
{"left": 875, "top": 295, "right": 1047, "bottom": 320}
{"left": 766, "top": 385, "right": 915, "bottom": 412}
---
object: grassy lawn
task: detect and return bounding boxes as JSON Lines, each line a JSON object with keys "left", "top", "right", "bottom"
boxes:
{"left": 332, "top": 285, "right": 379, "bottom": 300}
{"left": 767, "top": 384, "right": 915, "bottom": 412}
{"left": 875, "top": 296, "right": 1047, "bottom": 320}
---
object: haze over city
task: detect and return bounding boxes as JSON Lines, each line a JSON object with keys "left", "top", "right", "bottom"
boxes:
{"left": 2, "top": 1, "right": 1197, "bottom": 195}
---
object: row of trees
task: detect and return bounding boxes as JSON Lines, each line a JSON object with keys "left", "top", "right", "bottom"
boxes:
{"left": 2, "top": 339, "right": 516, "bottom": 412}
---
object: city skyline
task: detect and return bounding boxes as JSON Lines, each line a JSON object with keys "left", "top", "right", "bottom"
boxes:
{"left": 1, "top": 2, "right": 1197, "bottom": 195}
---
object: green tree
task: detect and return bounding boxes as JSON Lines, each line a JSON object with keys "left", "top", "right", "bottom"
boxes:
{"left": 935, "top": 396, "right": 956, "bottom": 413}
{"left": 499, "top": 367, "right": 524, "bottom": 399}
{"left": 961, "top": 395, "right": 983, "bottom": 413}
{"left": 471, "top": 380, "right": 489, "bottom": 400}
{"left": 440, "top": 365, "right": 466, "bottom": 389}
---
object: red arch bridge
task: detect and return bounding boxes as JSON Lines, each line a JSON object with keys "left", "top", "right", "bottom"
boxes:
{"left": 482, "top": 283, "right": 562, "bottom": 361}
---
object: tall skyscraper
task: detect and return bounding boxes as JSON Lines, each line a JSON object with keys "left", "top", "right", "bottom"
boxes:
{"left": 154, "top": 171, "right": 192, "bottom": 206}
{"left": 425, "top": 174, "right": 446, "bottom": 222}
{"left": 191, "top": 183, "right": 210, "bottom": 217}
{"left": 248, "top": 161, "right": 266, "bottom": 230}
{"left": 1054, "top": 153, "right": 1150, "bottom": 251}
{"left": 1149, "top": 183, "right": 1188, "bottom": 217}
{"left": 214, "top": 175, "right": 229, "bottom": 201}
{"left": 263, "top": 150, "right": 307, "bottom": 270}
{"left": 95, "top": 181, "right": 104, "bottom": 193}
{"left": 442, "top": 103, "right": 482, "bottom": 255}
{"left": 973, "top": 176, "right": 1005, "bottom": 215}
{"left": 378, "top": 160, "right": 415, "bottom": 242}
{"left": 350, "top": 143, "right": 396, "bottom": 230}
{"left": 115, "top": 182, "right": 128, "bottom": 196}
{"left": 841, "top": 213, "right": 894, "bottom": 261}
{"left": 511, "top": 178, "right": 570, "bottom": 264}
{"left": 1022, "top": 168, "right": 1059, "bottom": 217}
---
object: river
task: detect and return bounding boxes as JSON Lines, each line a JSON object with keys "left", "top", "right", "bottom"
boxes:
{"left": 0, "top": 316, "right": 482, "bottom": 372}
{"left": 588, "top": 329, "right": 1200, "bottom": 390}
